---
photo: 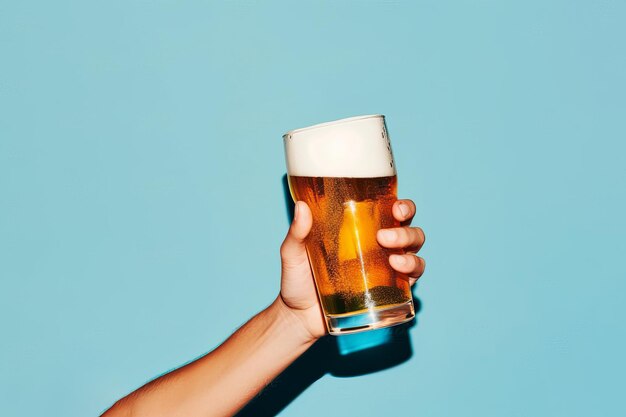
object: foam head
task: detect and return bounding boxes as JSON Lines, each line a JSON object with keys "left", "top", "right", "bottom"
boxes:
{"left": 283, "top": 115, "right": 396, "bottom": 178}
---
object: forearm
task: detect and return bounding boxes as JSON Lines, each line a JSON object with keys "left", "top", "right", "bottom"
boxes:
{"left": 103, "top": 297, "right": 317, "bottom": 417}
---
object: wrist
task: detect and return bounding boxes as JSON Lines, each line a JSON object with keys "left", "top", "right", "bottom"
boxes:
{"left": 270, "top": 296, "right": 323, "bottom": 346}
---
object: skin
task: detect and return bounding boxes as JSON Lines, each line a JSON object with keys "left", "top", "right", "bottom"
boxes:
{"left": 102, "top": 199, "right": 425, "bottom": 417}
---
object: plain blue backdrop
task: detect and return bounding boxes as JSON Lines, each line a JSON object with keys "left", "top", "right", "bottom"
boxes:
{"left": 1, "top": 1, "right": 625, "bottom": 416}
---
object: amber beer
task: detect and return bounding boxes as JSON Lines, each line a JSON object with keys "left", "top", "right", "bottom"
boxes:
{"left": 283, "top": 115, "right": 414, "bottom": 334}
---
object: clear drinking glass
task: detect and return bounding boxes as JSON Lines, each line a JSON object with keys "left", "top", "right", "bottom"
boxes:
{"left": 283, "top": 115, "right": 415, "bottom": 334}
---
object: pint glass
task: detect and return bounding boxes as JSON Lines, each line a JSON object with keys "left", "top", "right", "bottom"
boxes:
{"left": 283, "top": 115, "right": 415, "bottom": 335}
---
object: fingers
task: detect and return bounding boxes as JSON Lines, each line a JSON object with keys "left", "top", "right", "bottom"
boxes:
{"left": 389, "top": 254, "right": 426, "bottom": 285}
{"left": 385, "top": 199, "right": 426, "bottom": 285}
{"left": 393, "top": 200, "right": 416, "bottom": 225}
{"left": 377, "top": 226, "right": 425, "bottom": 253}
{"left": 280, "top": 201, "right": 313, "bottom": 267}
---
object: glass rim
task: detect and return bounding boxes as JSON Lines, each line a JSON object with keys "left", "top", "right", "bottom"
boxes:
{"left": 282, "top": 114, "right": 384, "bottom": 139}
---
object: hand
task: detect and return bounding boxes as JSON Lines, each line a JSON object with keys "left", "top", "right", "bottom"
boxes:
{"left": 277, "top": 199, "right": 426, "bottom": 342}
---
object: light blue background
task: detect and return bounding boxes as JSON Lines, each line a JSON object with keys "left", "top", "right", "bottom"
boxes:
{"left": 1, "top": 1, "right": 625, "bottom": 416}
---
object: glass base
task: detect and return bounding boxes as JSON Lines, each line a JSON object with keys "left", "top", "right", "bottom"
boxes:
{"left": 325, "top": 300, "right": 415, "bottom": 335}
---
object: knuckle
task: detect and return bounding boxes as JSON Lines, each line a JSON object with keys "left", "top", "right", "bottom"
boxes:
{"left": 417, "top": 227, "right": 425, "bottom": 243}
{"left": 279, "top": 242, "right": 289, "bottom": 258}
{"left": 417, "top": 257, "right": 426, "bottom": 273}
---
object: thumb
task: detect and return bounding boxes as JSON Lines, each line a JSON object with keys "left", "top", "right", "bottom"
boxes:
{"left": 280, "top": 201, "right": 313, "bottom": 265}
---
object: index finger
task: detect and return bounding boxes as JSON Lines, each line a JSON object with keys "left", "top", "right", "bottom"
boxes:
{"left": 393, "top": 199, "right": 416, "bottom": 226}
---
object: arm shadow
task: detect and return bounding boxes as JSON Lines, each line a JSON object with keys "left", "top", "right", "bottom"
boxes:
{"left": 235, "top": 175, "right": 421, "bottom": 417}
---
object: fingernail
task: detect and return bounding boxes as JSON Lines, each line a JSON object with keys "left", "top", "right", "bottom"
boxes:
{"left": 391, "top": 254, "right": 406, "bottom": 265}
{"left": 380, "top": 230, "right": 397, "bottom": 242}
{"left": 293, "top": 202, "right": 300, "bottom": 221}
{"left": 399, "top": 203, "right": 410, "bottom": 218}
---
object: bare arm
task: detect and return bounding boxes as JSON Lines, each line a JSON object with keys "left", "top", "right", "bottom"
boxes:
{"left": 102, "top": 200, "right": 425, "bottom": 417}
{"left": 103, "top": 297, "right": 315, "bottom": 417}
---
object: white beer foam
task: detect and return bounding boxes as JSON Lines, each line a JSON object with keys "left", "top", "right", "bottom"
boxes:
{"left": 283, "top": 115, "right": 396, "bottom": 178}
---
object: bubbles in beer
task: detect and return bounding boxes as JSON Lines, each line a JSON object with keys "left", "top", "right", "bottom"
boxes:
{"left": 289, "top": 175, "right": 412, "bottom": 315}
{"left": 322, "top": 286, "right": 409, "bottom": 315}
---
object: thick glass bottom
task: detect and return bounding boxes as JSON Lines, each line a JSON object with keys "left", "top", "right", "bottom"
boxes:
{"left": 325, "top": 300, "right": 415, "bottom": 335}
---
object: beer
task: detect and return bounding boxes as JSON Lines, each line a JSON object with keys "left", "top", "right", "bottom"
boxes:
{"left": 283, "top": 115, "right": 414, "bottom": 334}
{"left": 288, "top": 175, "right": 411, "bottom": 315}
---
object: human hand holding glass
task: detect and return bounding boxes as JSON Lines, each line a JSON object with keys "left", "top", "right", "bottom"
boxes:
{"left": 277, "top": 198, "right": 426, "bottom": 341}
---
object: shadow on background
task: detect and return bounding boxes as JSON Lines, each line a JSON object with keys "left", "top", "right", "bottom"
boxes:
{"left": 235, "top": 176, "right": 421, "bottom": 417}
